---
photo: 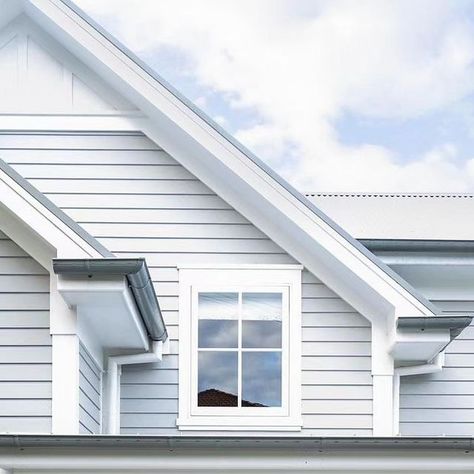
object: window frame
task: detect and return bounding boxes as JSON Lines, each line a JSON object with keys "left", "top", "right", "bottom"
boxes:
{"left": 177, "top": 264, "right": 303, "bottom": 431}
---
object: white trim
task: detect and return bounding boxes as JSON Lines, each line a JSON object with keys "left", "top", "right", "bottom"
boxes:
{"left": 51, "top": 334, "right": 80, "bottom": 434}
{"left": 177, "top": 264, "right": 304, "bottom": 270}
{"left": 0, "top": 114, "right": 145, "bottom": 131}
{"left": 178, "top": 266, "right": 302, "bottom": 431}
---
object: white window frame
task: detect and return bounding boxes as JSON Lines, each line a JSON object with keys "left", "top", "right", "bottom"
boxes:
{"left": 177, "top": 264, "right": 302, "bottom": 431}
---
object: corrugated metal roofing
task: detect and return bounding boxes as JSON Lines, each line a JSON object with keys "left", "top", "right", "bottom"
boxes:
{"left": 306, "top": 192, "right": 474, "bottom": 241}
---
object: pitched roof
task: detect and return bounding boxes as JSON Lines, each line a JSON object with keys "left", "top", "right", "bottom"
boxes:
{"left": 13, "top": 0, "right": 438, "bottom": 320}
{"left": 306, "top": 192, "right": 474, "bottom": 241}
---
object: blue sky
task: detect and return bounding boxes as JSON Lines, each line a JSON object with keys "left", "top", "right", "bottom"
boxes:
{"left": 76, "top": 0, "right": 474, "bottom": 192}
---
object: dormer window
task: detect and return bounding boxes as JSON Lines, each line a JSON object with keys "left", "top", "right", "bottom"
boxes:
{"left": 177, "top": 265, "right": 302, "bottom": 431}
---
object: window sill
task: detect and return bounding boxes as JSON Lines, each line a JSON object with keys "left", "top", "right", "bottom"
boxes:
{"left": 176, "top": 417, "right": 303, "bottom": 432}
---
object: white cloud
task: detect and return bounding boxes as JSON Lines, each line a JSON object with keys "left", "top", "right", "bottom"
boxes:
{"left": 76, "top": 0, "right": 474, "bottom": 191}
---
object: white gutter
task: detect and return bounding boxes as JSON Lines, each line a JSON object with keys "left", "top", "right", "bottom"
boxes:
{"left": 393, "top": 352, "right": 445, "bottom": 435}
{"left": 105, "top": 340, "right": 164, "bottom": 434}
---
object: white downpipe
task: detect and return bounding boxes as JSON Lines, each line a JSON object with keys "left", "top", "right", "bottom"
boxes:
{"left": 393, "top": 352, "right": 445, "bottom": 435}
{"left": 106, "top": 340, "right": 163, "bottom": 434}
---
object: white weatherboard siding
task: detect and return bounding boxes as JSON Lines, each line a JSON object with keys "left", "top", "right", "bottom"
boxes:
{"left": 400, "top": 300, "right": 474, "bottom": 436}
{"left": 79, "top": 343, "right": 101, "bottom": 434}
{"left": 1, "top": 131, "right": 372, "bottom": 436}
{"left": 0, "top": 231, "right": 51, "bottom": 433}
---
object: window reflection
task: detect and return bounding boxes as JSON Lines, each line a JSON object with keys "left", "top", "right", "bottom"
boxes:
{"left": 198, "top": 351, "right": 238, "bottom": 406}
{"left": 243, "top": 352, "right": 282, "bottom": 407}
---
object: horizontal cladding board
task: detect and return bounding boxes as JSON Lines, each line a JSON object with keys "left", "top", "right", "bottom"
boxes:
{"left": 81, "top": 223, "right": 265, "bottom": 239}
{"left": 0, "top": 328, "right": 51, "bottom": 345}
{"left": 120, "top": 412, "right": 178, "bottom": 428}
{"left": 302, "top": 371, "right": 372, "bottom": 385}
{"left": 0, "top": 257, "right": 47, "bottom": 274}
{"left": 30, "top": 179, "right": 214, "bottom": 194}
{"left": 0, "top": 364, "right": 51, "bottom": 381}
{"left": 302, "top": 327, "right": 371, "bottom": 342}
{"left": 0, "top": 346, "right": 51, "bottom": 363}
{"left": 0, "top": 294, "right": 50, "bottom": 311}
{"left": 4, "top": 149, "right": 176, "bottom": 164}
{"left": 401, "top": 394, "right": 474, "bottom": 409}
{"left": 80, "top": 361, "right": 101, "bottom": 388}
{"left": 79, "top": 374, "right": 100, "bottom": 405}
{"left": 302, "top": 385, "right": 372, "bottom": 400}
{"left": 302, "top": 313, "right": 369, "bottom": 327}
{"left": 302, "top": 356, "right": 371, "bottom": 371}
{"left": 0, "top": 133, "right": 160, "bottom": 150}
{"left": 401, "top": 381, "right": 474, "bottom": 395}
{"left": 123, "top": 356, "right": 178, "bottom": 372}
{"left": 98, "top": 238, "right": 282, "bottom": 254}
{"left": 302, "top": 298, "right": 355, "bottom": 313}
{"left": 0, "top": 275, "right": 49, "bottom": 293}
{"left": 302, "top": 284, "right": 339, "bottom": 298}
{"left": 302, "top": 414, "right": 372, "bottom": 429}
{"left": 0, "top": 311, "right": 49, "bottom": 328}
{"left": 12, "top": 164, "right": 196, "bottom": 180}
{"left": 0, "top": 399, "right": 51, "bottom": 416}
{"left": 400, "top": 408, "right": 474, "bottom": 422}
{"left": 400, "top": 367, "right": 474, "bottom": 382}
{"left": 0, "top": 240, "right": 28, "bottom": 257}
{"left": 0, "top": 381, "right": 52, "bottom": 398}
{"left": 121, "top": 384, "right": 178, "bottom": 399}
{"left": 67, "top": 208, "right": 250, "bottom": 224}
{"left": 445, "top": 353, "right": 474, "bottom": 366}
{"left": 0, "top": 417, "right": 51, "bottom": 433}
{"left": 49, "top": 194, "right": 232, "bottom": 210}
{"left": 400, "top": 423, "right": 474, "bottom": 436}
{"left": 302, "top": 342, "right": 371, "bottom": 356}
{"left": 80, "top": 348, "right": 102, "bottom": 378}
{"left": 121, "top": 398, "right": 178, "bottom": 414}
{"left": 302, "top": 399, "right": 372, "bottom": 414}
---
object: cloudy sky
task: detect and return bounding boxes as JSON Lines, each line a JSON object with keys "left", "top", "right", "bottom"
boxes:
{"left": 76, "top": 0, "right": 474, "bottom": 192}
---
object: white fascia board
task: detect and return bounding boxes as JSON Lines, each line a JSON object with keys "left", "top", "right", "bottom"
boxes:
{"left": 57, "top": 275, "right": 149, "bottom": 353}
{"left": 0, "top": 166, "right": 104, "bottom": 261}
{"left": 22, "top": 0, "right": 435, "bottom": 322}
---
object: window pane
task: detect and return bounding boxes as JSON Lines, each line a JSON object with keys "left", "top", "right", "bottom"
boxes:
{"left": 242, "top": 320, "right": 281, "bottom": 348}
{"left": 242, "top": 293, "right": 282, "bottom": 348}
{"left": 199, "top": 320, "right": 238, "bottom": 348}
{"left": 242, "top": 352, "right": 282, "bottom": 407}
{"left": 198, "top": 351, "right": 238, "bottom": 406}
{"left": 199, "top": 292, "right": 238, "bottom": 319}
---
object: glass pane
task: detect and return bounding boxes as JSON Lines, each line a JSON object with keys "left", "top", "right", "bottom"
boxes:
{"left": 242, "top": 320, "right": 281, "bottom": 348}
{"left": 242, "top": 293, "right": 282, "bottom": 348}
{"left": 242, "top": 352, "right": 281, "bottom": 407}
{"left": 198, "top": 351, "right": 238, "bottom": 406}
{"left": 199, "top": 320, "right": 238, "bottom": 348}
{"left": 199, "top": 292, "right": 238, "bottom": 320}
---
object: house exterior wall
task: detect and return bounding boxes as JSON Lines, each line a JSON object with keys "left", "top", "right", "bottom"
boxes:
{"left": 0, "top": 231, "right": 51, "bottom": 432}
{"left": 0, "top": 131, "right": 372, "bottom": 436}
{"left": 400, "top": 300, "right": 474, "bottom": 436}
{"left": 79, "top": 343, "right": 102, "bottom": 434}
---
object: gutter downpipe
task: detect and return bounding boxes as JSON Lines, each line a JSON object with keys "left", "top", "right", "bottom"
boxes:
{"left": 106, "top": 340, "right": 164, "bottom": 435}
{"left": 393, "top": 352, "right": 445, "bottom": 435}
